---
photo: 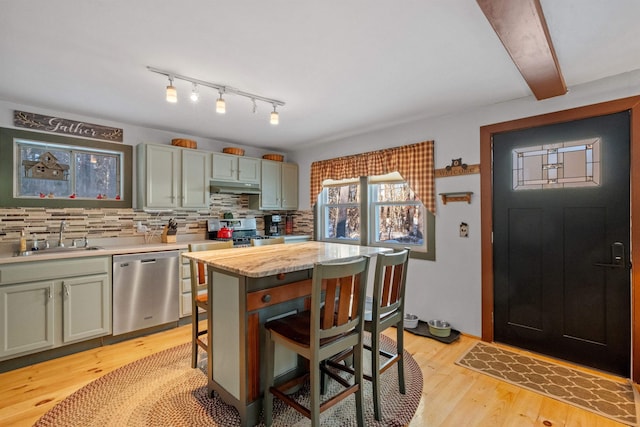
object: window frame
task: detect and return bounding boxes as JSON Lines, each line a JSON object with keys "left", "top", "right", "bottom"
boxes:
{"left": 317, "top": 176, "right": 435, "bottom": 260}
{"left": 0, "top": 127, "right": 132, "bottom": 208}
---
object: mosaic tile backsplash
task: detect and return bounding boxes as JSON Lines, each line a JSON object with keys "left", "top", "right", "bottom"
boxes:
{"left": 0, "top": 194, "right": 314, "bottom": 245}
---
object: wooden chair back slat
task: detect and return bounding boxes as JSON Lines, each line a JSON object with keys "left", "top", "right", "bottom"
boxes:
{"left": 336, "top": 276, "right": 354, "bottom": 326}
{"left": 381, "top": 266, "right": 392, "bottom": 307}
{"left": 197, "top": 262, "right": 206, "bottom": 285}
{"left": 389, "top": 263, "right": 404, "bottom": 304}
{"left": 323, "top": 278, "right": 338, "bottom": 330}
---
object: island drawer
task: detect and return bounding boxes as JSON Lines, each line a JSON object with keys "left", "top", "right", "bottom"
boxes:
{"left": 245, "top": 269, "right": 310, "bottom": 292}
{"left": 247, "top": 278, "right": 313, "bottom": 311}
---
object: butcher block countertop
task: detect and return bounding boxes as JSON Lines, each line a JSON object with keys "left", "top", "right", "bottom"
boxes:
{"left": 182, "top": 241, "right": 390, "bottom": 278}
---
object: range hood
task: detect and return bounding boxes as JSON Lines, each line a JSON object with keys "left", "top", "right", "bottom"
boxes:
{"left": 210, "top": 180, "right": 261, "bottom": 195}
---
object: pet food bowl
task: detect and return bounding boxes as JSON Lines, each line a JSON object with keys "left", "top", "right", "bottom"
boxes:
{"left": 427, "top": 319, "right": 451, "bottom": 337}
{"left": 404, "top": 313, "right": 419, "bottom": 329}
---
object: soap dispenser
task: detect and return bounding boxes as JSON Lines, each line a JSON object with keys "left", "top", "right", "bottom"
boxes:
{"left": 19, "top": 229, "right": 27, "bottom": 253}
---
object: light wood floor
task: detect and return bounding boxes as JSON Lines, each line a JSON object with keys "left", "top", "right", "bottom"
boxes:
{"left": 0, "top": 324, "right": 630, "bottom": 427}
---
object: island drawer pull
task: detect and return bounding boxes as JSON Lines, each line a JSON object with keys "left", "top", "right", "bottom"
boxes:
{"left": 262, "top": 294, "right": 272, "bottom": 303}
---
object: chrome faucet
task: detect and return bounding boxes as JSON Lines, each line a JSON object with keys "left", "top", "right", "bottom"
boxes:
{"left": 57, "top": 220, "right": 67, "bottom": 247}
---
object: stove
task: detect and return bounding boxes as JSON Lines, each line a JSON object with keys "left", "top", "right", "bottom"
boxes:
{"left": 207, "top": 218, "right": 274, "bottom": 247}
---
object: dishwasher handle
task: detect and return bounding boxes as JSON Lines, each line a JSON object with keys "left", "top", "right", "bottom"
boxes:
{"left": 141, "top": 258, "right": 157, "bottom": 264}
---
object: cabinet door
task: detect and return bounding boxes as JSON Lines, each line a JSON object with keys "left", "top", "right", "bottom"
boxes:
{"left": 281, "top": 163, "right": 299, "bottom": 210}
{"left": 146, "top": 145, "right": 180, "bottom": 208}
{"left": 62, "top": 274, "right": 111, "bottom": 343}
{"left": 0, "top": 281, "right": 55, "bottom": 359}
{"left": 260, "top": 160, "right": 281, "bottom": 209}
{"left": 181, "top": 149, "right": 210, "bottom": 208}
{"left": 238, "top": 157, "right": 261, "bottom": 183}
{"left": 211, "top": 153, "right": 237, "bottom": 181}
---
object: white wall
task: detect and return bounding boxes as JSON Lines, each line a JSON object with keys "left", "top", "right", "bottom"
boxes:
{"left": 290, "top": 70, "right": 640, "bottom": 337}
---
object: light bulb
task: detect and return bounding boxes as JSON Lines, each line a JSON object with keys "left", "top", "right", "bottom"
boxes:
{"left": 216, "top": 96, "right": 226, "bottom": 114}
{"left": 190, "top": 83, "right": 199, "bottom": 102}
{"left": 166, "top": 84, "right": 177, "bottom": 103}
{"left": 270, "top": 110, "right": 279, "bottom": 125}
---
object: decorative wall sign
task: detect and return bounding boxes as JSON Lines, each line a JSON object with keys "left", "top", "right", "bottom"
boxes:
{"left": 435, "top": 158, "right": 480, "bottom": 178}
{"left": 13, "top": 111, "right": 123, "bottom": 142}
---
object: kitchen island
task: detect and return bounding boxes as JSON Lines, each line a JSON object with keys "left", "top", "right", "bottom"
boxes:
{"left": 182, "top": 241, "right": 390, "bottom": 427}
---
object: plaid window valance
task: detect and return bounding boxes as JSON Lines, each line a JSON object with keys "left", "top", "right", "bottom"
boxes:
{"left": 309, "top": 140, "right": 435, "bottom": 214}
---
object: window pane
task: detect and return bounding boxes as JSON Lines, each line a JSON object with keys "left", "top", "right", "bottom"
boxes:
{"left": 74, "top": 151, "right": 120, "bottom": 198}
{"left": 375, "top": 204, "right": 423, "bottom": 245}
{"left": 377, "top": 182, "right": 417, "bottom": 202}
{"left": 324, "top": 206, "right": 360, "bottom": 240}
{"left": 327, "top": 184, "right": 359, "bottom": 204}
{"left": 18, "top": 144, "right": 71, "bottom": 197}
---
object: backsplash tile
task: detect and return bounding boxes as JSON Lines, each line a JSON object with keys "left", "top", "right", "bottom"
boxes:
{"left": 0, "top": 195, "right": 313, "bottom": 244}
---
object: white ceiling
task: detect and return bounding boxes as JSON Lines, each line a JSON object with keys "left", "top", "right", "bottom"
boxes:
{"left": 1, "top": 1, "right": 639, "bottom": 151}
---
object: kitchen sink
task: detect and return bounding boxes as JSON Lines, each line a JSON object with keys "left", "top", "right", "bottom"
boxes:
{"left": 15, "top": 246, "right": 104, "bottom": 256}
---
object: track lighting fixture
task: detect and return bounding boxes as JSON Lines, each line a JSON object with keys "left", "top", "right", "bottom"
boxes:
{"left": 148, "top": 66, "right": 284, "bottom": 124}
{"left": 190, "top": 83, "right": 199, "bottom": 102}
{"left": 166, "top": 76, "right": 177, "bottom": 103}
{"left": 270, "top": 104, "right": 279, "bottom": 125}
{"left": 216, "top": 89, "right": 226, "bottom": 114}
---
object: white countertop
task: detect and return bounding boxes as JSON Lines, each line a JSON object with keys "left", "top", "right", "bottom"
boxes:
{"left": 0, "top": 235, "right": 313, "bottom": 265}
{"left": 182, "top": 241, "right": 390, "bottom": 278}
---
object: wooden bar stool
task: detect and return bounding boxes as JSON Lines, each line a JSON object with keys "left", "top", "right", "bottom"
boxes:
{"left": 325, "top": 248, "right": 410, "bottom": 420}
{"left": 187, "top": 240, "right": 233, "bottom": 369}
{"left": 263, "top": 256, "right": 371, "bottom": 427}
{"left": 250, "top": 236, "right": 285, "bottom": 246}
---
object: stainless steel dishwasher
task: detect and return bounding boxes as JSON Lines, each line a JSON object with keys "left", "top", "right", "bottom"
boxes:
{"left": 112, "top": 250, "right": 180, "bottom": 335}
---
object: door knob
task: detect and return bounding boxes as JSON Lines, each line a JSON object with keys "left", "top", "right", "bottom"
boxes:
{"left": 593, "top": 242, "right": 627, "bottom": 269}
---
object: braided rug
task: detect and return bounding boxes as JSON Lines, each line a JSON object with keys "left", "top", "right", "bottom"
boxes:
{"left": 35, "top": 333, "right": 422, "bottom": 426}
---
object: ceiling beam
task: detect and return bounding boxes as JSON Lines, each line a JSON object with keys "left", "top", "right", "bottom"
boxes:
{"left": 477, "top": 0, "right": 567, "bottom": 100}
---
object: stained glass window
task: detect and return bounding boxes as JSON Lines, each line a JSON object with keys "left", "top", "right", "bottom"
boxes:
{"left": 512, "top": 138, "right": 600, "bottom": 190}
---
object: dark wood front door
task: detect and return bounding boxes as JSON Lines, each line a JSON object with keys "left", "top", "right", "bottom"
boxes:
{"left": 492, "top": 111, "right": 631, "bottom": 376}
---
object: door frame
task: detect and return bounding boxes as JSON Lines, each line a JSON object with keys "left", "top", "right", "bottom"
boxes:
{"left": 480, "top": 95, "right": 640, "bottom": 382}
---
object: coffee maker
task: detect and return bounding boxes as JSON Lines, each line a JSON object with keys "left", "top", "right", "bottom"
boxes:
{"left": 264, "top": 214, "right": 282, "bottom": 236}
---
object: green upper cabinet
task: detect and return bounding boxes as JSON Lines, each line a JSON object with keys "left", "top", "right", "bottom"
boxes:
{"left": 251, "top": 160, "right": 298, "bottom": 210}
{"left": 211, "top": 153, "right": 260, "bottom": 183}
{"left": 137, "top": 144, "right": 210, "bottom": 209}
{"left": 181, "top": 149, "right": 212, "bottom": 208}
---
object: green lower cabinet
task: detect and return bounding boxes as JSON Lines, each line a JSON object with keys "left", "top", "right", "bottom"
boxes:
{"left": 62, "top": 274, "right": 111, "bottom": 343}
{"left": 0, "top": 281, "right": 55, "bottom": 358}
{"left": 0, "top": 256, "right": 112, "bottom": 361}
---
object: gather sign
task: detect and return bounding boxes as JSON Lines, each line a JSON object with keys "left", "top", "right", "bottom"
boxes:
{"left": 13, "top": 110, "right": 123, "bottom": 142}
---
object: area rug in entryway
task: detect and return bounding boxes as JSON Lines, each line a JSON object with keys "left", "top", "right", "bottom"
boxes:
{"left": 34, "top": 334, "right": 422, "bottom": 426}
{"left": 456, "top": 341, "right": 638, "bottom": 426}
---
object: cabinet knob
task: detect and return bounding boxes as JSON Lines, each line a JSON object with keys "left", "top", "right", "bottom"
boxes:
{"left": 262, "top": 294, "right": 272, "bottom": 303}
